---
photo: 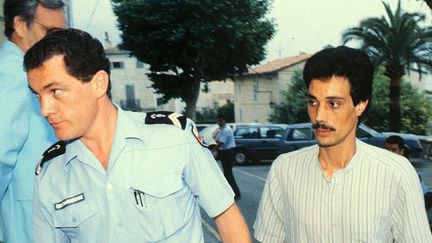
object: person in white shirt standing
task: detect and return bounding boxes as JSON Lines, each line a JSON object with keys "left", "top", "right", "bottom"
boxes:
{"left": 215, "top": 114, "right": 241, "bottom": 199}
{"left": 254, "top": 46, "right": 432, "bottom": 242}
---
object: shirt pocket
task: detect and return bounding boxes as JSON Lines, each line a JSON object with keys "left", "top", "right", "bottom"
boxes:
{"left": 128, "top": 175, "right": 192, "bottom": 241}
{"left": 130, "top": 174, "right": 183, "bottom": 208}
{"left": 51, "top": 196, "right": 98, "bottom": 238}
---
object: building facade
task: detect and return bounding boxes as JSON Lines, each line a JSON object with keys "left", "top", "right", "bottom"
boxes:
{"left": 234, "top": 54, "right": 310, "bottom": 123}
{"left": 106, "top": 45, "right": 157, "bottom": 112}
{"left": 196, "top": 80, "right": 234, "bottom": 111}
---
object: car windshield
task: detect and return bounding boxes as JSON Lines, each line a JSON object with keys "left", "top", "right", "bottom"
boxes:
{"left": 359, "top": 123, "right": 379, "bottom": 136}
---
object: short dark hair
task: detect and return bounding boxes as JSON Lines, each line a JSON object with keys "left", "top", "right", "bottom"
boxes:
{"left": 385, "top": 135, "right": 405, "bottom": 150}
{"left": 216, "top": 114, "right": 225, "bottom": 120}
{"left": 24, "top": 28, "right": 112, "bottom": 97}
{"left": 303, "top": 46, "right": 374, "bottom": 110}
{"left": 4, "top": 0, "right": 65, "bottom": 39}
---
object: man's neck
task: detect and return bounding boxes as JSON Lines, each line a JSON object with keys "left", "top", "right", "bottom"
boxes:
{"left": 80, "top": 100, "right": 118, "bottom": 170}
{"left": 318, "top": 138, "right": 357, "bottom": 180}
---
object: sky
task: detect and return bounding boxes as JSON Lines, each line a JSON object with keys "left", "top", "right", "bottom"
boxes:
{"left": 70, "top": 0, "right": 431, "bottom": 62}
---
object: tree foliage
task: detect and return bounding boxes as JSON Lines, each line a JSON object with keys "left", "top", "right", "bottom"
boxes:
{"left": 363, "top": 67, "right": 432, "bottom": 134}
{"left": 196, "top": 101, "right": 234, "bottom": 124}
{"left": 270, "top": 68, "right": 432, "bottom": 135}
{"left": 342, "top": 0, "right": 432, "bottom": 132}
{"left": 111, "top": 0, "right": 275, "bottom": 120}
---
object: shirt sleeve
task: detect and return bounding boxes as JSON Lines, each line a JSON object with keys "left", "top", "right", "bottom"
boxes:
{"left": 253, "top": 159, "right": 286, "bottom": 243}
{"left": 0, "top": 62, "right": 32, "bottom": 201}
{"left": 182, "top": 120, "right": 235, "bottom": 217}
{"left": 33, "top": 177, "right": 70, "bottom": 242}
{"left": 391, "top": 165, "right": 432, "bottom": 242}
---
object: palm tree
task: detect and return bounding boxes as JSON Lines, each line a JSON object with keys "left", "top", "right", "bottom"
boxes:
{"left": 342, "top": 0, "right": 432, "bottom": 132}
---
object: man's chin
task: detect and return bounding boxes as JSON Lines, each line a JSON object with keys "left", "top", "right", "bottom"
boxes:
{"left": 316, "top": 139, "right": 337, "bottom": 148}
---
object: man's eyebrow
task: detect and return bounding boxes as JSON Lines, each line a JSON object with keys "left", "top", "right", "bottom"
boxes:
{"left": 326, "top": 96, "right": 345, "bottom": 101}
{"left": 28, "top": 82, "right": 62, "bottom": 94}
{"left": 42, "top": 82, "right": 58, "bottom": 90}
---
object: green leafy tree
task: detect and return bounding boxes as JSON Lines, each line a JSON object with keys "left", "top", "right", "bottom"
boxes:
{"left": 112, "top": 0, "right": 275, "bottom": 120}
{"left": 363, "top": 67, "right": 432, "bottom": 134}
{"left": 195, "top": 108, "right": 217, "bottom": 124}
{"left": 342, "top": 0, "right": 432, "bottom": 132}
{"left": 216, "top": 101, "right": 235, "bottom": 123}
{"left": 270, "top": 67, "right": 432, "bottom": 135}
{"left": 196, "top": 101, "right": 234, "bottom": 123}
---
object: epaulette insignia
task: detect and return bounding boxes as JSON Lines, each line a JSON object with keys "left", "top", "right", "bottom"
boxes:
{"left": 191, "top": 126, "right": 208, "bottom": 148}
{"left": 35, "top": 141, "right": 66, "bottom": 175}
{"left": 144, "top": 111, "right": 187, "bottom": 130}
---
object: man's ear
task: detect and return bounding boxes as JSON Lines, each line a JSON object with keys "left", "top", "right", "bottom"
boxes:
{"left": 13, "top": 16, "right": 29, "bottom": 38}
{"left": 91, "top": 70, "right": 109, "bottom": 98}
{"left": 355, "top": 99, "right": 369, "bottom": 117}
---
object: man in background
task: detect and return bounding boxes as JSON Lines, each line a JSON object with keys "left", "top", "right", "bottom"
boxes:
{"left": 384, "top": 135, "right": 432, "bottom": 211}
{"left": 215, "top": 114, "right": 241, "bottom": 199}
{"left": 0, "top": 1, "right": 65, "bottom": 242}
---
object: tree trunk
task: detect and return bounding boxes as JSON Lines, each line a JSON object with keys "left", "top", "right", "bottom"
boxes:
{"left": 183, "top": 78, "right": 201, "bottom": 122}
{"left": 389, "top": 76, "right": 402, "bottom": 132}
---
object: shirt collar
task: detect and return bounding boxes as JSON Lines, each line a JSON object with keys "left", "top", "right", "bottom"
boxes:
{"left": 3, "top": 40, "right": 24, "bottom": 56}
{"left": 63, "top": 105, "right": 146, "bottom": 167}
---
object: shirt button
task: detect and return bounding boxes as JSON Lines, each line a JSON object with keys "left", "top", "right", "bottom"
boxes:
{"left": 107, "top": 183, "right": 113, "bottom": 191}
{"left": 72, "top": 217, "right": 77, "bottom": 223}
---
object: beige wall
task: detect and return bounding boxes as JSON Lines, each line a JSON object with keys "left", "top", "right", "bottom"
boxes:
{"left": 107, "top": 51, "right": 159, "bottom": 112}
{"left": 234, "top": 61, "right": 306, "bottom": 123}
{"left": 196, "top": 80, "right": 234, "bottom": 111}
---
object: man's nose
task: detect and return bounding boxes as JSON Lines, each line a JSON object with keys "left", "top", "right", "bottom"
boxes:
{"left": 40, "top": 97, "right": 54, "bottom": 118}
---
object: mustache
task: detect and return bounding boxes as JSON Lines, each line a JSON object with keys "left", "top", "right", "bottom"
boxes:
{"left": 312, "top": 122, "right": 336, "bottom": 131}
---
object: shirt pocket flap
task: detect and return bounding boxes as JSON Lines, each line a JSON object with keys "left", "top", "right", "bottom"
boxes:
{"left": 131, "top": 175, "right": 182, "bottom": 198}
{"left": 52, "top": 201, "right": 97, "bottom": 228}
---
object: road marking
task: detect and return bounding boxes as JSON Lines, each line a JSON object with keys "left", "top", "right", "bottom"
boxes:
{"left": 202, "top": 219, "right": 221, "bottom": 242}
{"left": 233, "top": 168, "right": 267, "bottom": 182}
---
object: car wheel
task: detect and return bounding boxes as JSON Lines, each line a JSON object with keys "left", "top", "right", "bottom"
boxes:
{"left": 234, "top": 150, "right": 249, "bottom": 165}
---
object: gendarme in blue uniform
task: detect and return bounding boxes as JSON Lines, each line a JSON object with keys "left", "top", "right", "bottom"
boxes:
{"left": 33, "top": 108, "right": 234, "bottom": 242}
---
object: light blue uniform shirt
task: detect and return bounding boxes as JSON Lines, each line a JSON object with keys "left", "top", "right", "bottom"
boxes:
{"left": 216, "top": 124, "right": 236, "bottom": 150}
{"left": 33, "top": 109, "right": 234, "bottom": 242}
{"left": 0, "top": 40, "right": 56, "bottom": 243}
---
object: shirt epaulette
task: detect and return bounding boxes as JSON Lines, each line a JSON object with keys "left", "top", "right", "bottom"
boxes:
{"left": 144, "top": 111, "right": 187, "bottom": 130}
{"left": 35, "top": 141, "right": 66, "bottom": 175}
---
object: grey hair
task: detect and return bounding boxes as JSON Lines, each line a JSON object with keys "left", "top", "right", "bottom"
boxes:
{"left": 3, "top": 0, "right": 64, "bottom": 38}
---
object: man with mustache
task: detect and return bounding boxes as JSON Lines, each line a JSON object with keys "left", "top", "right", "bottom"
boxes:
{"left": 254, "top": 46, "right": 432, "bottom": 242}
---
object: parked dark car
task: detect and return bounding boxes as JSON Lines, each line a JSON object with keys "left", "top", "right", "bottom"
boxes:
{"left": 199, "top": 123, "right": 288, "bottom": 165}
{"left": 278, "top": 123, "right": 423, "bottom": 158}
{"left": 233, "top": 124, "right": 288, "bottom": 164}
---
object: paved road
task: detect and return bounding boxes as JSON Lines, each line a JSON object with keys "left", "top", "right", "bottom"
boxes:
{"left": 202, "top": 158, "right": 432, "bottom": 242}
{"left": 202, "top": 162, "right": 271, "bottom": 243}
